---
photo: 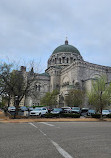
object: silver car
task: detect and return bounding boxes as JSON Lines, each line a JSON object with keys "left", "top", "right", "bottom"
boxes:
{"left": 102, "top": 110, "right": 110, "bottom": 116}
{"left": 8, "top": 106, "right": 16, "bottom": 112}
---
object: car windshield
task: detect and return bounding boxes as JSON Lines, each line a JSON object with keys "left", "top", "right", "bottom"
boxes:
{"left": 102, "top": 110, "right": 109, "bottom": 112}
{"left": 62, "top": 107, "right": 70, "bottom": 110}
{"left": 88, "top": 110, "right": 95, "bottom": 112}
{"left": 81, "top": 108, "right": 89, "bottom": 112}
{"left": 9, "top": 107, "right": 15, "bottom": 109}
{"left": 72, "top": 107, "right": 80, "bottom": 110}
{"left": 53, "top": 108, "right": 61, "bottom": 112}
{"left": 21, "top": 107, "right": 27, "bottom": 109}
{"left": 34, "top": 108, "right": 41, "bottom": 111}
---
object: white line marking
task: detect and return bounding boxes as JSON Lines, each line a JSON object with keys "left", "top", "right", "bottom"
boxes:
{"left": 29, "top": 123, "right": 47, "bottom": 136}
{"left": 39, "top": 129, "right": 47, "bottom": 136}
{"left": 51, "top": 140, "right": 73, "bottom": 158}
{"left": 28, "top": 122, "right": 73, "bottom": 158}
{"left": 40, "top": 122, "right": 55, "bottom": 127}
{"left": 29, "top": 122, "right": 38, "bottom": 128}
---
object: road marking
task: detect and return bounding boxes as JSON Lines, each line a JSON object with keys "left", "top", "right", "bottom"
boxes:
{"left": 51, "top": 140, "right": 73, "bottom": 158}
{"left": 29, "top": 122, "right": 73, "bottom": 158}
{"left": 39, "top": 129, "right": 47, "bottom": 136}
{"left": 29, "top": 123, "right": 47, "bottom": 136}
{"left": 40, "top": 122, "right": 55, "bottom": 127}
{"left": 28, "top": 122, "right": 38, "bottom": 128}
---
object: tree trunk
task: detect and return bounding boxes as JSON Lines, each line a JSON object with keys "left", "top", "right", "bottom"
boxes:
{"left": 100, "top": 107, "right": 103, "bottom": 120}
{"left": 100, "top": 92, "right": 103, "bottom": 120}
{"left": 8, "top": 95, "right": 10, "bottom": 107}
{"left": 14, "top": 100, "right": 19, "bottom": 119}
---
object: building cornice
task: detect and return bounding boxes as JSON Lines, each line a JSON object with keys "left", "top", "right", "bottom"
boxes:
{"left": 61, "top": 60, "right": 111, "bottom": 74}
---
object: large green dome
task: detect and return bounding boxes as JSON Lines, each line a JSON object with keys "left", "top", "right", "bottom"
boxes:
{"left": 53, "top": 40, "right": 80, "bottom": 55}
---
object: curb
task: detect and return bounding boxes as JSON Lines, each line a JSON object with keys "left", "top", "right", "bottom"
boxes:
{"left": 0, "top": 118, "right": 111, "bottom": 123}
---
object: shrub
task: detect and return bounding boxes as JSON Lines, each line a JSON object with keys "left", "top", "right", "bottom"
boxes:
{"left": 92, "top": 114, "right": 101, "bottom": 118}
{"left": 107, "top": 114, "right": 111, "bottom": 118}
{"left": 44, "top": 113, "right": 80, "bottom": 118}
{"left": 61, "top": 113, "right": 80, "bottom": 118}
{"left": 44, "top": 113, "right": 60, "bottom": 118}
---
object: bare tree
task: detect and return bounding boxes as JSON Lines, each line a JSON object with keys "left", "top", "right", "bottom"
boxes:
{"left": 0, "top": 61, "right": 40, "bottom": 118}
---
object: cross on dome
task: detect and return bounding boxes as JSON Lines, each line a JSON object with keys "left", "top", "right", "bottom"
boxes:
{"left": 65, "top": 37, "right": 68, "bottom": 45}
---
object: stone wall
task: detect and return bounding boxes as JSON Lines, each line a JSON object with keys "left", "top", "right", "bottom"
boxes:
{"left": 59, "top": 60, "right": 111, "bottom": 104}
{"left": 25, "top": 74, "right": 50, "bottom": 107}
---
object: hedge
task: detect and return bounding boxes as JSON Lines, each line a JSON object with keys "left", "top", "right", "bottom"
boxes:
{"left": 107, "top": 114, "right": 111, "bottom": 118}
{"left": 91, "top": 114, "right": 101, "bottom": 118}
{"left": 44, "top": 113, "right": 80, "bottom": 118}
{"left": 44, "top": 113, "right": 60, "bottom": 118}
{"left": 61, "top": 113, "right": 80, "bottom": 118}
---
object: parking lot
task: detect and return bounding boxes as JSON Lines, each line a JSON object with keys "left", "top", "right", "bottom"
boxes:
{"left": 0, "top": 122, "right": 111, "bottom": 158}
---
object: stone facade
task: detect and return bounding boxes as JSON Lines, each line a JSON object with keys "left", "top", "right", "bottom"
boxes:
{"left": 22, "top": 40, "right": 111, "bottom": 107}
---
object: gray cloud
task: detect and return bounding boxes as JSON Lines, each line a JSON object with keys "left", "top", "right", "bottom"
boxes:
{"left": 0, "top": 0, "right": 111, "bottom": 70}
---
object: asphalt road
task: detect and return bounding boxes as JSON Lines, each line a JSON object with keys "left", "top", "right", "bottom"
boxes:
{"left": 0, "top": 122, "right": 111, "bottom": 158}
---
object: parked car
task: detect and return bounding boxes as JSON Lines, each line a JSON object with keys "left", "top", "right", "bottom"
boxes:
{"left": 102, "top": 110, "right": 110, "bottom": 116}
{"left": 48, "top": 108, "right": 52, "bottom": 113}
{"left": 87, "top": 109, "right": 96, "bottom": 116}
{"left": 109, "top": 109, "right": 111, "bottom": 114}
{"left": 28, "top": 107, "right": 34, "bottom": 111}
{"left": 51, "top": 108, "right": 63, "bottom": 114}
{"left": 8, "top": 106, "right": 16, "bottom": 112}
{"left": 71, "top": 107, "right": 81, "bottom": 114}
{"left": 30, "top": 107, "right": 48, "bottom": 116}
{"left": 19, "top": 106, "right": 28, "bottom": 112}
{"left": 81, "top": 108, "right": 89, "bottom": 116}
{"left": 61, "top": 107, "right": 71, "bottom": 113}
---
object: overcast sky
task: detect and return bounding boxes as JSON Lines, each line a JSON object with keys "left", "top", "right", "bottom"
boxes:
{"left": 0, "top": 0, "right": 111, "bottom": 72}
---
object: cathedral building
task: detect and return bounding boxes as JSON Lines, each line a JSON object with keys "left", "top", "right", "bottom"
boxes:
{"left": 24, "top": 39, "right": 111, "bottom": 107}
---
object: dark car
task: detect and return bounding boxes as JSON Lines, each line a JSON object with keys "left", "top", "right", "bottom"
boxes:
{"left": 109, "top": 109, "right": 111, "bottom": 114}
{"left": 28, "top": 107, "right": 34, "bottom": 111}
{"left": 48, "top": 108, "right": 53, "bottom": 113}
{"left": 71, "top": 107, "right": 81, "bottom": 114}
{"left": 19, "top": 106, "right": 28, "bottom": 112}
{"left": 87, "top": 109, "right": 96, "bottom": 116}
{"left": 61, "top": 107, "right": 71, "bottom": 113}
{"left": 81, "top": 108, "right": 89, "bottom": 116}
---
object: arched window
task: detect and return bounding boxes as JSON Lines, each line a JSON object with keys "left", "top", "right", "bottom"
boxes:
{"left": 62, "top": 57, "right": 65, "bottom": 63}
{"left": 70, "top": 57, "right": 73, "bottom": 63}
{"left": 35, "top": 85, "right": 41, "bottom": 91}
{"left": 67, "top": 58, "right": 69, "bottom": 63}
{"left": 59, "top": 58, "right": 61, "bottom": 64}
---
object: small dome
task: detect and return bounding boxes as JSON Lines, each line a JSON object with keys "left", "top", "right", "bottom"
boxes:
{"left": 53, "top": 40, "right": 80, "bottom": 55}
